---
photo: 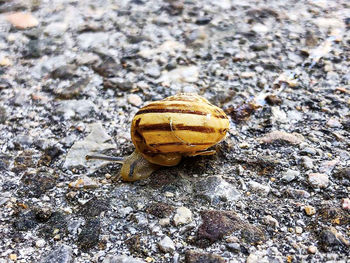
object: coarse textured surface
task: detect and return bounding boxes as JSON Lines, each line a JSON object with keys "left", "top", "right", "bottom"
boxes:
{"left": 0, "top": 0, "right": 349, "bottom": 262}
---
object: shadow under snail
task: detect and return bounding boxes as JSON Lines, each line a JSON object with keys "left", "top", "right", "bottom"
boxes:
{"left": 86, "top": 93, "right": 230, "bottom": 181}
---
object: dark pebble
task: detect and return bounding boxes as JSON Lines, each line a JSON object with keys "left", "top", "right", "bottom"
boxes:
{"left": 77, "top": 218, "right": 101, "bottom": 251}
{"left": 196, "top": 17, "right": 212, "bottom": 25}
{"left": 146, "top": 202, "right": 174, "bottom": 218}
{"left": 334, "top": 168, "right": 350, "bottom": 180}
{"left": 345, "top": 17, "right": 350, "bottom": 27}
{"left": 127, "top": 34, "right": 148, "bottom": 44}
{"left": 0, "top": 78, "right": 11, "bottom": 90}
{"left": 55, "top": 78, "right": 90, "bottom": 99}
{"left": 13, "top": 211, "right": 38, "bottom": 231}
{"left": 0, "top": 106, "right": 6, "bottom": 123}
{"left": 103, "top": 78, "right": 133, "bottom": 91}
{"left": 20, "top": 171, "right": 56, "bottom": 198}
{"left": 318, "top": 227, "right": 349, "bottom": 252}
{"left": 23, "top": 39, "right": 43, "bottom": 58}
{"left": 341, "top": 119, "right": 350, "bottom": 131}
{"left": 125, "top": 235, "right": 143, "bottom": 254}
{"left": 196, "top": 210, "right": 265, "bottom": 247}
{"left": 34, "top": 207, "right": 53, "bottom": 222}
{"left": 51, "top": 65, "right": 77, "bottom": 80}
{"left": 12, "top": 151, "right": 35, "bottom": 172}
{"left": 265, "top": 95, "right": 282, "bottom": 105}
{"left": 79, "top": 197, "right": 109, "bottom": 218}
{"left": 185, "top": 250, "right": 225, "bottom": 263}
{"left": 165, "top": 1, "right": 184, "bottom": 16}
{"left": 318, "top": 207, "right": 349, "bottom": 226}
{"left": 250, "top": 43, "right": 268, "bottom": 51}
{"left": 38, "top": 212, "right": 67, "bottom": 239}
{"left": 92, "top": 57, "right": 121, "bottom": 77}
{"left": 262, "top": 63, "right": 280, "bottom": 71}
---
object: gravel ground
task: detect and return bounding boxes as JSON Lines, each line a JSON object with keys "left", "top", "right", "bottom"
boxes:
{"left": 0, "top": 0, "right": 349, "bottom": 262}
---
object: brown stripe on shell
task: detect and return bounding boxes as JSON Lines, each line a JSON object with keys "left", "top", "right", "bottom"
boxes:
{"left": 135, "top": 108, "right": 228, "bottom": 119}
{"left": 143, "top": 103, "right": 199, "bottom": 108}
{"left": 149, "top": 142, "right": 215, "bottom": 147}
{"left": 163, "top": 97, "right": 203, "bottom": 102}
{"left": 137, "top": 123, "right": 227, "bottom": 134}
{"left": 138, "top": 123, "right": 215, "bottom": 133}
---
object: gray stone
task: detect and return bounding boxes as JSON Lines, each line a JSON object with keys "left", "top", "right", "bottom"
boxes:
{"left": 40, "top": 245, "right": 73, "bottom": 263}
{"left": 248, "top": 181, "right": 270, "bottom": 196}
{"left": 14, "top": 135, "right": 33, "bottom": 147}
{"left": 44, "top": 22, "right": 67, "bottom": 37}
{"left": 63, "top": 123, "right": 116, "bottom": 172}
{"left": 158, "top": 66, "right": 199, "bottom": 84}
{"left": 77, "top": 32, "right": 110, "bottom": 50}
{"left": 308, "top": 173, "right": 329, "bottom": 188}
{"left": 158, "top": 236, "right": 175, "bottom": 253}
{"left": 56, "top": 100, "right": 96, "bottom": 119}
{"left": 145, "top": 65, "right": 161, "bottom": 78}
{"left": 103, "top": 255, "right": 144, "bottom": 263}
{"left": 0, "top": 106, "right": 6, "bottom": 124}
{"left": 302, "top": 156, "right": 314, "bottom": 169}
{"left": 195, "top": 176, "right": 241, "bottom": 203}
{"left": 282, "top": 169, "right": 300, "bottom": 182}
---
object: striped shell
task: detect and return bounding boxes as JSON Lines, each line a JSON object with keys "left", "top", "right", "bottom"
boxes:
{"left": 131, "top": 93, "right": 229, "bottom": 166}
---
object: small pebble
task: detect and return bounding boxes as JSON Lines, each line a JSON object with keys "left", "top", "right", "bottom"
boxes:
{"left": 341, "top": 198, "right": 350, "bottom": 210}
{"left": 158, "top": 236, "right": 175, "bottom": 253}
{"left": 240, "top": 72, "right": 256, "bottom": 78}
{"left": 36, "top": 239, "right": 46, "bottom": 248}
{"left": 295, "top": 226, "right": 303, "bottom": 234}
{"left": 6, "top": 12, "right": 39, "bottom": 29}
{"left": 173, "top": 207, "right": 192, "bottom": 226}
{"left": 259, "top": 131, "right": 304, "bottom": 144}
{"left": 9, "top": 254, "right": 17, "bottom": 261}
{"left": 326, "top": 118, "right": 342, "bottom": 128}
{"left": 68, "top": 176, "right": 99, "bottom": 189}
{"left": 308, "top": 173, "right": 329, "bottom": 188}
{"left": 304, "top": 205, "right": 316, "bottom": 216}
{"left": 263, "top": 215, "right": 279, "bottom": 228}
{"left": 159, "top": 218, "right": 170, "bottom": 226}
{"left": 302, "top": 156, "right": 314, "bottom": 169}
{"left": 308, "top": 245, "right": 317, "bottom": 254}
{"left": 128, "top": 94, "right": 143, "bottom": 107}
{"left": 282, "top": 169, "right": 299, "bottom": 182}
{"left": 246, "top": 253, "right": 259, "bottom": 263}
{"left": 0, "top": 57, "right": 12, "bottom": 67}
{"left": 248, "top": 180, "right": 270, "bottom": 196}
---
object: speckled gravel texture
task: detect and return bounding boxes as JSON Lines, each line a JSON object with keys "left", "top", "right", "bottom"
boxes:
{"left": 0, "top": 0, "right": 349, "bottom": 262}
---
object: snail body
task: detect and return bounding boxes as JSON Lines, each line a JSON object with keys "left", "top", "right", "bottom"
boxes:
{"left": 87, "top": 93, "right": 229, "bottom": 181}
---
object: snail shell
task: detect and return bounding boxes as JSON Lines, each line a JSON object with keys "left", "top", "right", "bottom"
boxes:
{"left": 87, "top": 93, "right": 229, "bottom": 181}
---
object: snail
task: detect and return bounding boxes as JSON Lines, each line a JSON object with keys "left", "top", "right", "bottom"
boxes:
{"left": 86, "top": 93, "right": 230, "bottom": 181}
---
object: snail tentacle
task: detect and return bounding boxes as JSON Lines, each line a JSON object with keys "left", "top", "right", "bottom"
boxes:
{"left": 85, "top": 155, "right": 124, "bottom": 164}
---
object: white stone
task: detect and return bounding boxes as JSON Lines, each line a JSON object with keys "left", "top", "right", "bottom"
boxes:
{"left": 57, "top": 99, "right": 96, "bottom": 119}
{"left": 68, "top": 175, "right": 98, "bottom": 189}
{"left": 173, "top": 207, "right": 192, "bottom": 226}
{"left": 63, "top": 123, "right": 116, "bottom": 172}
{"left": 35, "top": 239, "right": 46, "bottom": 248}
{"left": 158, "top": 236, "right": 175, "bottom": 253}
{"left": 248, "top": 181, "right": 270, "bottom": 196}
{"left": 159, "top": 66, "right": 199, "bottom": 84}
{"left": 263, "top": 215, "right": 279, "bottom": 228}
{"left": 308, "top": 173, "right": 329, "bottom": 188}
{"left": 127, "top": 94, "right": 143, "bottom": 107}
{"left": 282, "top": 169, "right": 300, "bottom": 182}
{"left": 103, "top": 255, "right": 144, "bottom": 263}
